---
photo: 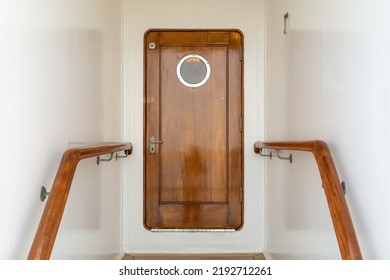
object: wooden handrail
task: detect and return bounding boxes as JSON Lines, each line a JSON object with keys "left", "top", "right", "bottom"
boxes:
{"left": 28, "top": 142, "right": 133, "bottom": 260}
{"left": 254, "top": 140, "right": 362, "bottom": 260}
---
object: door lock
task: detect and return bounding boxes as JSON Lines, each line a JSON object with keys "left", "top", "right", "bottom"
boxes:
{"left": 149, "top": 135, "right": 163, "bottom": 154}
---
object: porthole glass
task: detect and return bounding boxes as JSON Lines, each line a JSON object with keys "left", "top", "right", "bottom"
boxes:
{"left": 177, "top": 54, "right": 210, "bottom": 88}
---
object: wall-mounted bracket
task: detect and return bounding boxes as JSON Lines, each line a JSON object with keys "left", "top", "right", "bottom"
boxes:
{"left": 97, "top": 153, "right": 114, "bottom": 165}
{"left": 97, "top": 150, "right": 131, "bottom": 164}
{"left": 341, "top": 181, "right": 347, "bottom": 195}
{"left": 116, "top": 151, "right": 129, "bottom": 160}
{"left": 259, "top": 148, "right": 273, "bottom": 159}
{"left": 40, "top": 186, "right": 50, "bottom": 202}
{"left": 276, "top": 149, "right": 293, "bottom": 164}
{"left": 258, "top": 148, "right": 293, "bottom": 164}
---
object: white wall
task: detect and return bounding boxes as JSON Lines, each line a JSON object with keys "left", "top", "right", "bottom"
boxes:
{"left": 122, "top": 0, "right": 266, "bottom": 253}
{"left": 265, "top": 0, "right": 390, "bottom": 259}
{"left": 5, "top": 0, "right": 386, "bottom": 260}
{"left": 0, "top": 0, "right": 123, "bottom": 259}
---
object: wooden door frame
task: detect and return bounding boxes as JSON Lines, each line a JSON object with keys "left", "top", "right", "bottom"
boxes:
{"left": 143, "top": 29, "right": 244, "bottom": 231}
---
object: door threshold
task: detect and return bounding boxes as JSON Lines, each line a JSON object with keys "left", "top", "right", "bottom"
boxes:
{"left": 123, "top": 253, "right": 266, "bottom": 260}
{"left": 151, "top": 229, "right": 236, "bottom": 232}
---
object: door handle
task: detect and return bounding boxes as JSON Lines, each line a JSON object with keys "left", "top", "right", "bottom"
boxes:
{"left": 149, "top": 135, "right": 163, "bottom": 154}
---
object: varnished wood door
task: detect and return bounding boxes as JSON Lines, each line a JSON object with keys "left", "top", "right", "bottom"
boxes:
{"left": 144, "top": 30, "right": 243, "bottom": 230}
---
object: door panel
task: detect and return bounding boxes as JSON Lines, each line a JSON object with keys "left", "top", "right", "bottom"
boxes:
{"left": 144, "top": 30, "right": 243, "bottom": 230}
{"left": 160, "top": 46, "right": 227, "bottom": 203}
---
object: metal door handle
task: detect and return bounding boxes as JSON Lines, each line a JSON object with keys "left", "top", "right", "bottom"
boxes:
{"left": 150, "top": 135, "right": 163, "bottom": 154}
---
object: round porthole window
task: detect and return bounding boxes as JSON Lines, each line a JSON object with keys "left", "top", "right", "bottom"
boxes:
{"left": 177, "top": 54, "right": 210, "bottom": 88}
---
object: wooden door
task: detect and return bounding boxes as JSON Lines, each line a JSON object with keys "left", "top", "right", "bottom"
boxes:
{"left": 144, "top": 30, "right": 243, "bottom": 230}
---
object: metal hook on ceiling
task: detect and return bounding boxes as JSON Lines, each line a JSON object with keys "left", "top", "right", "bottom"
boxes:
{"left": 284, "top": 12, "right": 289, "bottom": 34}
